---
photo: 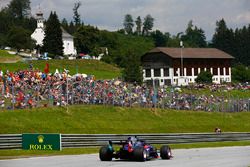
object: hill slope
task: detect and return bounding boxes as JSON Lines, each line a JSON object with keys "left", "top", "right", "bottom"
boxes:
{"left": 1, "top": 105, "right": 250, "bottom": 134}
{"left": 0, "top": 59, "right": 121, "bottom": 79}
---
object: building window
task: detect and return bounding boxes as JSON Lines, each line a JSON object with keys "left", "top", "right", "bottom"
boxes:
{"left": 164, "top": 68, "right": 169, "bottom": 77}
{"left": 154, "top": 68, "right": 160, "bottom": 77}
{"left": 164, "top": 79, "right": 171, "bottom": 85}
{"left": 213, "top": 67, "right": 218, "bottom": 75}
{"left": 145, "top": 69, "right": 151, "bottom": 78}
{"left": 220, "top": 68, "right": 224, "bottom": 75}
{"left": 194, "top": 68, "right": 198, "bottom": 76}
{"left": 226, "top": 67, "right": 229, "bottom": 75}
{"left": 187, "top": 68, "right": 192, "bottom": 76}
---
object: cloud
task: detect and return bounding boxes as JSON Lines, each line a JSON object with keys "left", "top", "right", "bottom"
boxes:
{"left": 1, "top": 0, "right": 249, "bottom": 40}
{"left": 236, "top": 12, "right": 250, "bottom": 24}
{"left": 0, "top": 0, "right": 11, "bottom": 9}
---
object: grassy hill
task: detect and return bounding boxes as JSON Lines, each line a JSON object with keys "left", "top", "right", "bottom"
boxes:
{"left": 0, "top": 50, "right": 21, "bottom": 63}
{"left": 1, "top": 105, "right": 250, "bottom": 134}
{"left": 0, "top": 59, "right": 121, "bottom": 79}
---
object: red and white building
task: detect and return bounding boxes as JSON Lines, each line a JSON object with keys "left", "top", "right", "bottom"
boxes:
{"left": 141, "top": 47, "right": 234, "bottom": 86}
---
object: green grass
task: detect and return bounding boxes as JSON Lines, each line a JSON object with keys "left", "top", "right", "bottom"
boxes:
{"left": 0, "top": 50, "right": 21, "bottom": 63}
{"left": 182, "top": 88, "right": 250, "bottom": 99}
{"left": 0, "top": 148, "right": 99, "bottom": 159}
{"left": 1, "top": 105, "right": 250, "bottom": 134}
{"left": 0, "top": 59, "right": 121, "bottom": 79}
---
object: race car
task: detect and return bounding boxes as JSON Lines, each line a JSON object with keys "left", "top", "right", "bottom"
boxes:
{"left": 99, "top": 136, "right": 172, "bottom": 161}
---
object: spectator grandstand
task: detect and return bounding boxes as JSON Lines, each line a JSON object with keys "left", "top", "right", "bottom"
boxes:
{"left": 0, "top": 69, "right": 249, "bottom": 112}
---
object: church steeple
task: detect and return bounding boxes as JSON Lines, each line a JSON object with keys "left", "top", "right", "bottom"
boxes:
{"left": 36, "top": 8, "right": 44, "bottom": 28}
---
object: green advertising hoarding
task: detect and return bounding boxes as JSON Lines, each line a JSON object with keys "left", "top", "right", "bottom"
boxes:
{"left": 22, "top": 133, "right": 61, "bottom": 151}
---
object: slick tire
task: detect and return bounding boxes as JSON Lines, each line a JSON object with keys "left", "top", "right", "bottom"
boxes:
{"left": 99, "top": 146, "right": 113, "bottom": 161}
{"left": 160, "top": 145, "right": 171, "bottom": 159}
{"left": 133, "top": 147, "right": 147, "bottom": 161}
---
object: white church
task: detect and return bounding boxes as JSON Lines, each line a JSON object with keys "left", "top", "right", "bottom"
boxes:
{"left": 31, "top": 10, "right": 76, "bottom": 56}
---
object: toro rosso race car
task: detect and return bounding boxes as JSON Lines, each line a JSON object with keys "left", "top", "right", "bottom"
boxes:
{"left": 99, "top": 136, "right": 172, "bottom": 161}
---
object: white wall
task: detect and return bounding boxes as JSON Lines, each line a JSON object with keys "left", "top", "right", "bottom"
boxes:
{"left": 31, "top": 28, "right": 45, "bottom": 46}
{"left": 143, "top": 67, "right": 232, "bottom": 86}
{"left": 63, "top": 38, "right": 76, "bottom": 55}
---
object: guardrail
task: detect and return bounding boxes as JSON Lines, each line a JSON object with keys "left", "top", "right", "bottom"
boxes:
{"left": 1, "top": 133, "right": 250, "bottom": 149}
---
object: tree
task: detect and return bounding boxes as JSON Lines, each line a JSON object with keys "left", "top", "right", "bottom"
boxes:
{"left": 68, "top": 21, "right": 75, "bottom": 35}
{"left": 0, "top": 1, "right": 36, "bottom": 48}
{"left": 233, "top": 25, "right": 250, "bottom": 66}
{"left": 181, "top": 20, "right": 207, "bottom": 47}
{"left": 6, "top": 26, "right": 35, "bottom": 51}
{"left": 232, "top": 64, "right": 250, "bottom": 82}
{"left": 123, "top": 14, "right": 134, "bottom": 34}
{"left": 7, "top": 0, "right": 31, "bottom": 19}
{"left": 135, "top": 16, "right": 142, "bottom": 35}
{"left": 61, "top": 18, "right": 68, "bottom": 28}
{"left": 212, "top": 19, "right": 232, "bottom": 52}
{"left": 74, "top": 25, "right": 100, "bottom": 54}
{"left": 195, "top": 71, "right": 213, "bottom": 83}
{"left": 73, "top": 2, "right": 82, "bottom": 26}
{"left": 151, "top": 30, "right": 168, "bottom": 47}
{"left": 122, "top": 51, "right": 143, "bottom": 84}
{"left": 142, "top": 14, "right": 154, "bottom": 36}
{"left": 43, "top": 11, "right": 64, "bottom": 57}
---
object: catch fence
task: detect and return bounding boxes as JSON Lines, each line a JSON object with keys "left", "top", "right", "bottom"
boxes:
{"left": 0, "top": 80, "right": 249, "bottom": 112}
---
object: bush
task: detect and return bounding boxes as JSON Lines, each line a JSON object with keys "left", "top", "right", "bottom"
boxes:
{"left": 232, "top": 64, "right": 250, "bottom": 83}
{"left": 195, "top": 71, "right": 213, "bottom": 83}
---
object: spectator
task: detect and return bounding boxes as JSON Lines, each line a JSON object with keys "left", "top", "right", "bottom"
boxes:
{"left": 214, "top": 127, "right": 222, "bottom": 133}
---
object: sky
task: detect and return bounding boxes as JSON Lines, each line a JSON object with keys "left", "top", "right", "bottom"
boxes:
{"left": 1, "top": 0, "right": 250, "bottom": 40}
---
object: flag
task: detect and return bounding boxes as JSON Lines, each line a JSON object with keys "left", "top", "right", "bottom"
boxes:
{"left": 44, "top": 63, "right": 49, "bottom": 74}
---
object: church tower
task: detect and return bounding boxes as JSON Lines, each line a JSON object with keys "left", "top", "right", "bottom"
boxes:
{"left": 31, "top": 8, "right": 45, "bottom": 46}
{"left": 36, "top": 10, "right": 44, "bottom": 28}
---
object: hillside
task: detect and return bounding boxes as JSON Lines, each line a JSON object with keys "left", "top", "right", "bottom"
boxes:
{"left": 0, "top": 59, "right": 121, "bottom": 79}
{"left": 0, "top": 50, "right": 22, "bottom": 63}
{"left": 1, "top": 105, "right": 250, "bottom": 134}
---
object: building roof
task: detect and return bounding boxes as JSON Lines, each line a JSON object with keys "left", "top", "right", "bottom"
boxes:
{"left": 61, "top": 27, "right": 73, "bottom": 39}
{"left": 147, "top": 47, "right": 234, "bottom": 59}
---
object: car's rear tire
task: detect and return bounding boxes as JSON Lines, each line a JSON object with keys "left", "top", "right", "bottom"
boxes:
{"left": 133, "top": 147, "right": 147, "bottom": 161}
{"left": 160, "top": 145, "right": 171, "bottom": 159}
{"left": 99, "top": 146, "right": 113, "bottom": 161}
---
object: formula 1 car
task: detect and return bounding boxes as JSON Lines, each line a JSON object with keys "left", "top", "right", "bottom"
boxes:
{"left": 99, "top": 136, "right": 172, "bottom": 161}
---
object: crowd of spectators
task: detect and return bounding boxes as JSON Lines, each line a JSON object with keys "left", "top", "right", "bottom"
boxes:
{"left": 0, "top": 68, "right": 249, "bottom": 112}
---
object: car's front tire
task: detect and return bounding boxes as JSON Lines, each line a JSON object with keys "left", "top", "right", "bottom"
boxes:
{"left": 160, "top": 145, "right": 172, "bottom": 159}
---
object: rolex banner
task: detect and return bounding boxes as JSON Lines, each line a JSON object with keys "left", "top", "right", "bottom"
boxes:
{"left": 22, "top": 134, "right": 61, "bottom": 151}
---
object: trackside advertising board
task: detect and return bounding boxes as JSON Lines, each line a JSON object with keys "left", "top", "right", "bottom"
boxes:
{"left": 22, "top": 134, "right": 61, "bottom": 151}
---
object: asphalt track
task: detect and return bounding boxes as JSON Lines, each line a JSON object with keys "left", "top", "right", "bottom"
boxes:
{"left": 1, "top": 146, "right": 250, "bottom": 167}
